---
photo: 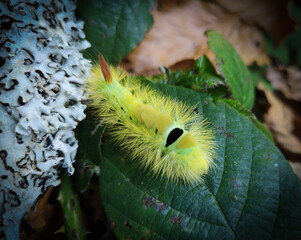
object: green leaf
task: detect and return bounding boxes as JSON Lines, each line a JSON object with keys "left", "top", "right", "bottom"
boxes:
{"left": 206, "top": 85, "right": 230, "bottom": 102}
{"left": 219, "top": 98, "right": 273, "bottom": 142}
{"left": 77, "top": 0, "right": 154, "bottom": 64}
{"left": 99, "top": 84, "right": 301, "bottom": 239}
{"left": 249, "top": 66, "right": 274, "bottom": 91}
{"left": 263, "top": 28, "right": 301, "bottom": 67}
{"left": 71, "top": 119, "right": 104, "bottom": 193}
{"left": 194, "top": 55, "right": 223, "bottom": 80}
{"left": 262, "top": 33, "right": 290, "bottom": 65}
{"left": 148, "top": 56, "right": 224, "bottom": 90}
{"left": 206, "top": 31, "right": 255, "bottom": 110}
{"left": 273, "top": 158, "right": 301, "bottom": 239}
{"left": 76, "top": 118, "right": 104, "bottom": 167}
{"left": 288, "top": 0, "right": 301, "bottom": 23}
{"left": 285, "top": 27, "right": 301, "bottom": 67}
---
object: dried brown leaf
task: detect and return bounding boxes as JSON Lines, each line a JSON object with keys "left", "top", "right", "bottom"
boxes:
{"left": 123, "top": 0, "right": 269, "bottom": 75}
{"left": 260, "top": 84, "right": 301, "bottom": 156}
{"left": 20, "top": 187, "right": 64, "bottom": 240}
{"left": 289, "top": 161, "right": 301, "bottom": 180}
{"left": 214, "top": 0, "right": 295, "bottom": 42}
{"left": 168, "top": 59, "right": 195, "bottom": 71}
{"left": 266, "top": 67, "right": 301, "bottom": 101}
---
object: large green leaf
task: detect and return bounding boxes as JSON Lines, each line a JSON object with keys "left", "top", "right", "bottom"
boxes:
{"left": 206, "top": 31, "right": 255, "bottom": 110}
{"left": 219, "top": 98, "right": 273, "bottom": 142}
{"left": 77, "top": 0, "right": 154, "bottom": 63}
{"left": 99, "top": 84, "right": 301, "bottom": 239}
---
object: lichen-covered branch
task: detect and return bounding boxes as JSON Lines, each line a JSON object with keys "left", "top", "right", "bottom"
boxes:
{"left": 0, "top": 0, "right": 90, "bottom": 239}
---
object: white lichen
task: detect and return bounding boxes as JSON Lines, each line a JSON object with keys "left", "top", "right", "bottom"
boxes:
{"left": 0, "top": 0, "right": 91, "bottom": 239}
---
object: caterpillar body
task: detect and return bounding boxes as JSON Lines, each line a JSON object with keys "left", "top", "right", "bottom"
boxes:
{"left": 86, "top": 55, "right": 216, "bottom": 184}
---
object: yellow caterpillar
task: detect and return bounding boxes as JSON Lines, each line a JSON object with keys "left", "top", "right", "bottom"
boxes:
{"left": 85, "top": 55, "right": 216, "bottom": 184}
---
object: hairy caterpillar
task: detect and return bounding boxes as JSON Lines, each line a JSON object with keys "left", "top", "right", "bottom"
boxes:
{"left": 85, "top": 55, "right": 216, "bottom": 184}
